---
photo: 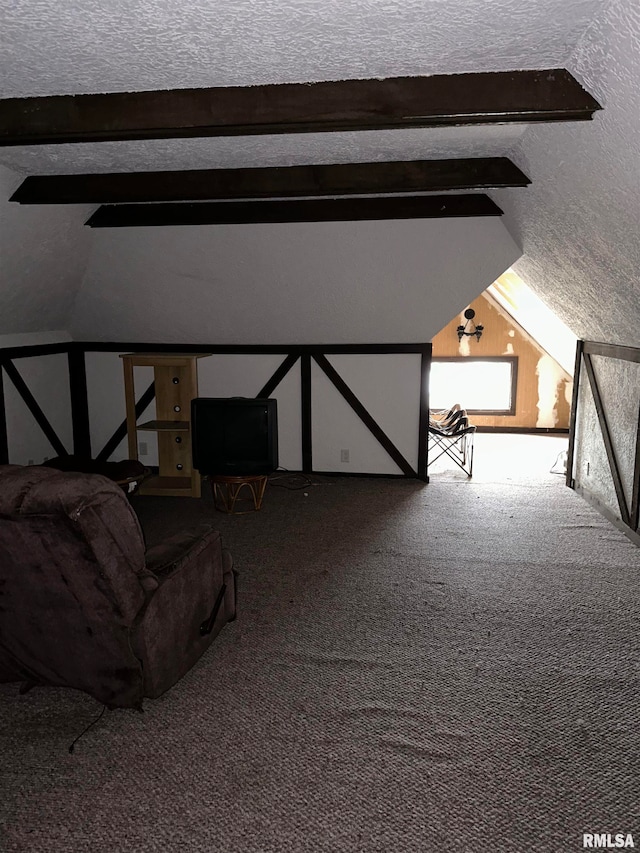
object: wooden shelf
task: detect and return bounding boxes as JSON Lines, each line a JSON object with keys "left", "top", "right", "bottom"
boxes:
{"left": 118, "top": 352, "right": 211, "bottom": 367}
{"left": 138, "top": 475, "right": 193, "bottom": 497}
{"left": 136, "top": 420, "right": 190, "bottom": 432}
{"left": 120, "top": 352, "right": 210, "bottom": 498}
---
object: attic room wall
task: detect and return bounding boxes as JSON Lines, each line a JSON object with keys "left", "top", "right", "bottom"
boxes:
{"left": 492, "top": 7, "right": 640, "bottom": 349}
{"left": 69, "top": 216, "right": 518, "bottom": 474}
{"left": 0, "top": 165, "right": 92, "bottom": 466}
{"left": 1, "top": 354, "right": 73, "bottom": 466}
{"left": 492, "top": 0, "right": 640, "bottom": 531}
{"left": 83, "top": 351, "right": 420, "bottom": 476}
{"left": 431, "top": 293, "right": 572, "bottom": 430}
{"left": 70, "top": 217, "right": 519, "bottom": 344}
{"left": 83, "top": 352, "right": 301, "bottom": 472}
{"left": 571, "top": 347, "right": 640, "bottom": 538}
{"left": 0, "top": 165, "right": 91, "bottom": 337}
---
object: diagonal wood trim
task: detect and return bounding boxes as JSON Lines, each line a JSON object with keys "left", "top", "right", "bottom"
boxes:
{"left": 0, "top": 366, "right": 8, "bottom": 465}
{"left": 0, "top": 70, "right": 601, "bottom": 147}
{"left": 566, "top": 339, "right": 584, "bottom": 488}
{"left": 256, "top": 354, "right": 299, "bottom": 399}
{"left": 11, "top": 158, "right": 530, "bottom": 204}
{"left": 632, "top": 402, "right": 640, "bottom": 532}
{"left": 2, "top": 360, "right": 68, "bottom": 457}
{"left": 313, "top": 354, "right": 416, "bottom": 477}
{"left": 86, "top": 194, "right": 502, "bottom": 228}
{"left": 96, "top": 381, "right": 155, "bottom": 462}
{"left": 300, "top": 355, "right": 312, "bottom": 474}
{"left": 582, "top": 353, "right": 630, "bottom": 525}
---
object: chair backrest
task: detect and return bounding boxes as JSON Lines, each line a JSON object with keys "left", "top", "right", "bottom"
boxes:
{"left": 0, "top": 465, "right": 153, "bottom": 706}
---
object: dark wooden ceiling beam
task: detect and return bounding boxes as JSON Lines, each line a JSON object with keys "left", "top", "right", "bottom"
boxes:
{"left": 0, "top": 69, "right": 601, "bottom": 147}
{"left": 11, "top": 157, "right": 530, "bottom": 204}
{"left": 86, "top": 194, "right": 502, "bottom": 228}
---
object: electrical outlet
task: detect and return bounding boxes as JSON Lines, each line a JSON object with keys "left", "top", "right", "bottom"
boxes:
{"left": 139, "top": 441, "right": 148, "bottom": 456}
{"left": 27, "top": 459, "right": 34, "bottom": 465}
{"left": 340, "top": 449, "right": 350, "bottom": 463}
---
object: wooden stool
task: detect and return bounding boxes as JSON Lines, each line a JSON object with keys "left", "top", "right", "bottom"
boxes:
{"left": 210, "top": 474, "right": 268, "bottom": 514}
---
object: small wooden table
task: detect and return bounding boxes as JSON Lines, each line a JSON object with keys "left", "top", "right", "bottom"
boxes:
{"left": 209, "top": 474, "right": 268, "bottom": 514}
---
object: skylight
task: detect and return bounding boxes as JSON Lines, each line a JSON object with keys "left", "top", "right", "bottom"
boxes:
{"left": 488, "top": 269, "right": 577, "bottom": 375}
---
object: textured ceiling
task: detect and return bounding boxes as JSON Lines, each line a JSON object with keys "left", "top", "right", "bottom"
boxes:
{"left": 0, "top": 126, "right": 529, "bottom": 176}
{"left": 0, "top": 0, "right": 588, "bottom": 174}
{"left": 496, "top": 0, "right": 640, "bottom": 349}
{"left": 2, "top": 0, "right": 639, "bottom": 354}
{"left": 0, "top": 0, "right": 606, "bottom": 97}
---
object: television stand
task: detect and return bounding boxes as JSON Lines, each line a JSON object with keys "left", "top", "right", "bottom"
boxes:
{"left": 209, "top": 474, "right": 268, "bottom": 514}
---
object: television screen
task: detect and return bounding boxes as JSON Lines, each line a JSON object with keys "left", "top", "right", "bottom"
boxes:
{"left": 191, "top": 398, "right": 278, "bottom": 476}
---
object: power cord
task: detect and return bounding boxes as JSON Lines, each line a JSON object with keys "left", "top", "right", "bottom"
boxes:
{"left": 269, "top": 469, "right": 314, "bottom": 490}
{"left": 68, "top": 704, "right": 107, "bottom": 754}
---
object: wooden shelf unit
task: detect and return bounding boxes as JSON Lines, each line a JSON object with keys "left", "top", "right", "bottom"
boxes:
{"left": 120, "top": 353, "right": 210, "bottom": 497}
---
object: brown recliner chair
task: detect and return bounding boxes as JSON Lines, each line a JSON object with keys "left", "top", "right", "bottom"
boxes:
{"left": 0, "top": 464, "right": 236, "bottom": 709}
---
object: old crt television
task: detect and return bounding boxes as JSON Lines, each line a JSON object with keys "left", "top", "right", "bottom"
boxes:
{"left": 191, "top": 397, "right": 278, "bottom": 476}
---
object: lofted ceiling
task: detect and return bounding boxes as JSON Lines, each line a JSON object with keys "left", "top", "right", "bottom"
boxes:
{"left": 0, "top": 0, "right": 638, "bottom": 350}
{"left": 0, "top": 0, "right": 606, "bottom": 175}
{"left": 0, "top": 0, "right": 606, "bottom": 96}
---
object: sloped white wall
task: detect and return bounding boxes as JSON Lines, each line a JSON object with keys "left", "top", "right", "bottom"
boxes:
{"left": 490, "top": 1, "right": 640, "bottom": 534}
{"left": 0, "top": 164, "right": 89, "bottom": 465}
{"left": 69, "top": 216, "right": 518, "bottom": 475}
{"left": 494, "top": 2, "right": 640, "bottom": 350}
{"left": 70, "top": 217, "right": 520, "bottom": 344}
{"left": 0, "top": 165, "right": 92, "bottom": 336}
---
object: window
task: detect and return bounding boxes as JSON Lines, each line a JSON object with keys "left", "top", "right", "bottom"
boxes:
{"left": 430, "top": 357, "right": 518, "bottom": 415}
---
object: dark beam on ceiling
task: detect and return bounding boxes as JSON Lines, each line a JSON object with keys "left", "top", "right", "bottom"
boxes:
{"left": 86, "top": 194, "right": 502, "bottom": 227}
{"left": 0, "top": 70, "right": 601, "bottom": 147}
{"left": 11, "top": 158, "right": 530, "bottom": 204}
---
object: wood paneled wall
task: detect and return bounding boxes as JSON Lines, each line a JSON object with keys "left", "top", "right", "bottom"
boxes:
{"left": 431, "top": 293, "right": 572, "bottom": 429}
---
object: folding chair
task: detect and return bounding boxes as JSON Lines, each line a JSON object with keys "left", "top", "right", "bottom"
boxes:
{"left": 428, "top": 411, "right": 476, "bottom": 477}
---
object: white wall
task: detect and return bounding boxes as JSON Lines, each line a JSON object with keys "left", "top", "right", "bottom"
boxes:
{"left": 2, "top": 353, "right": 73, "bottom": 465}
{"left": 312, "top": 354, "right": 421, "bottom": 474}
{"left": 83, "top": 349, "right": 421, "bottom": 475}
{"left": 0, "top": 165, "right": 92, "bottom": 336}
{"left": 84, "top": 352, "right": 152, "bottom": 462}
{"left": 70, "top": 215, "right": 518, "bottom": 474}
{"left": 70, "top": 217, "right": 520, "bottom": 344}
{"left": 197, "top": 354, "right": 303, "bottom": 471}
{"left": 0, "top": 331, "right": 72, "bottom": 348}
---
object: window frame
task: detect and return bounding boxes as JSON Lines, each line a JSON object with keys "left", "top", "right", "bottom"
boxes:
{"left": 430, "top": 356, "right": 519, "bottom": 416}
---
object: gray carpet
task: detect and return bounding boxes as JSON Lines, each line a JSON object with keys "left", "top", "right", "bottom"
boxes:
{"left": 2, "top": 437, "right": 639, "bottom": 852}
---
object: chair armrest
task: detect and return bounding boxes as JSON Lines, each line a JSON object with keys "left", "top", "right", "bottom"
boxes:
{"left": 134, "top": 523, "right": 235, "bottom": 699}
{"left": 145, "top": 524, "right": 220, "bottom": 578}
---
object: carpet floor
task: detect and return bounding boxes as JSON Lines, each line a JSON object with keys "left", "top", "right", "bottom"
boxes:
{"left": 1, "top": 436, "right": 639, "bottom": 852}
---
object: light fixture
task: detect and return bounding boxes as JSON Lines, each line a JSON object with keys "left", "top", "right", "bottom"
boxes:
{"left": 457, "top": 308, "right": 484, "bottom": 342}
